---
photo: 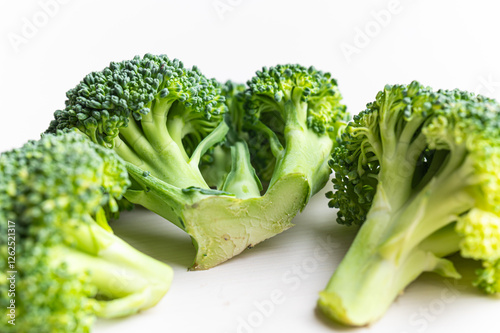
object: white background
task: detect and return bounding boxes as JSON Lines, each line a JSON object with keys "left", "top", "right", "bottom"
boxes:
{"left": 1, "top": 1, "right": 500, "bottom": 332}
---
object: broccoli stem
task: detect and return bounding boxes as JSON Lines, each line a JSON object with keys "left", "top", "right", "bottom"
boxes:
{"left": 141, "top": 98, "right": 175, "bottom": 155}
{"left": 268, "top": 100, "right": 334, "bottom": 197}
{"left": 124, "top": 162, "right": 201, "bottom": 228}
{"left": 123, "top": 166, "right": 310, "bottom": 270}
{"left": 188, "top": 120, "right": 229, "bottom": 168}
{"left": 221, "top": 141, "right": 262, "bottom": 199}
{"left": 248, "top": 120, "right": 284, "bottom": 158}
{"left": 318, "top": 197, "right": 460, "bottom": 325}
{"left": 318, "top": 158, "right": 475, "bottom": 326}
{"left": 166, "top": 115, "right": 190, "bottom": 161}
{"left": 114, "top": 136, "right": 148, "bottom": 168}
{"left": 112, "top": 97, "right": 226, "bottom": 190}
{"left": 115, "top": 115, "right": 209, "bottom": 189}
{"left": 184, "top": 173, "right": 310, "bottom": 269}
{"left": 95, "top": 289, "right": 163, "bottom": 318}
{"left": 418, "top": 223, "right": 461, "bottom": 257}
{"left": 57, "top": 222, "right": 173, "bottom": 318}
{"left": 374, "top": 119, "right": 429, "bottom": 210}
{"left": 319, "top": 242, "right": 458, "bottom": 326}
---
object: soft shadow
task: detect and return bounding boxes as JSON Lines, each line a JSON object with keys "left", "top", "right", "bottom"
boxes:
{"left": 109, "top": 187, "right": 357, "bottom": 270}
{"left": 110, "top": 208, "right": 195, "bottom": 269}
{"left": 415, "top": 253, "right": 485, "bottom": 297}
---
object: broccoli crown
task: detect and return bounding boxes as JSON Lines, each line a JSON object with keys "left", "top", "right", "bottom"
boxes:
{"left": 48, "top": 54, "right": 226, "bottom": 152}
{"left": 326, "top": 80, "right": 500, "bottom": 300}
{"left": 328, "top": 82, "right": 436, "bottom": 224}
{"left": 0, "top": 131, "right": 129, "bottom": 332}
{"left": 44, "top": 58, "right": 348, "bottom": 270}
{"left": 242, "top": 64, "right": 347, "bottom": 193}
{"left": 423, "top": 92, "right": 500, "bottom": 209}
{"left": 320, "top": 82, "right": 500, "bottom": 326}
{"left": 47, "top": 54, "right": 231, "bottom": 190}
{"left": 329, "top": 81, "right": 500, "bottom": 226}
{"left": 246, "top": 64, "right": 347, "bottom": 135}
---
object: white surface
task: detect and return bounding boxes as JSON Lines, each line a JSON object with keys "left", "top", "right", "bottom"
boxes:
{"left": 1, "top": 0, "right": 500, "bottom": 332}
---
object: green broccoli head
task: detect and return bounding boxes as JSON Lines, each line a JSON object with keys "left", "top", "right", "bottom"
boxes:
{"left": 45, "top": 57, "right": 348, "bottom": 270}
{"left": 50, "top": 54, "right": 225, "bottom": 148}
{"left": 320, "top": 81, "right": 500, "bottom": 326}
{"left": 48, "top": 54, "right": 227, "bottom": 188}
{"left": 246, "top": 64, "right": 346, "bottom": 135}
{"left": 327, "top": 82, "right": 459, "bottom": 225}
{"left": 0, "top": 131, "right": 172, "bottom": 333}
{"left": 245, "top": 64, "right": 348, "bottom": 196}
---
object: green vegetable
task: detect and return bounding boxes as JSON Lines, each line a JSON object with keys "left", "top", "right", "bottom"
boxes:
{"left": 47, "top": 55, "right": 348, "bottom": 269}
{"left": 319, "top": 81, "right": 500, "bottom": 326}
{"left": 0, "top": 131, "right": 173, "bottom": 333}
{"left": 244, "top": 64, "right": 348, "bottom": 195}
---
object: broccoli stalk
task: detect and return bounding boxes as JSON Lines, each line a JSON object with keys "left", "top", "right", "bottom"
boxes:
{"left": 126, "top": 162, "right": 309, "bottom": 269}
{"left": 0, "top": 132, "right": 172, "bottom": 333}
{"left": 54, "top": 215, "right": 172, "bottom": 318}
{"left": 47, "top": 55, "right": 347, "bottom": 270}
{"left": 319, "top": 82, "right": 500, "bottom": 326}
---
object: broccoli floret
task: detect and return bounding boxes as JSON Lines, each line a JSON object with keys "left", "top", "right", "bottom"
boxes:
{"left": 47, "top": 55, "right": 347, "bottom": 270}
{"left": 0, "top": 132, "right": 172, "bottom": 333}
{"left": 47, "top": 54, "right": 226, "bottom": 189}
{"left": 245, "top": 64, "right": 348, "bottom": 195}
{"left": 319, "top": 81, "right": 500, "bottom": 326}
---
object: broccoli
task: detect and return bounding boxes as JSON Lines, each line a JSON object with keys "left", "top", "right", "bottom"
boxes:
{"left": 244, "top": 65, "right": 348, "bottom": 195}
{"left": 47, "top": 55, "right": 348, "bottom": 270}
{"left": 318, "top": 81, "right": 500, "bottom": 326}
{"left": 0, "top": 132, "right": 173, "bottom": 333}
